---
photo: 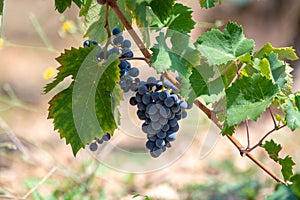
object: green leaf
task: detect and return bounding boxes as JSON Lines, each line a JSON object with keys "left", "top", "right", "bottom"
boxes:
{"left": 221, "top": 121, "right": 235, "bottom": 136}
{"left": 0, "top": 0, "right": 3, "bottom": 16}
{"left": 199, "top": 0, "right": 220, "bottom": 8}
{"left": 79, "top": 0, "right": 93, "bottom": 17}
{"left": 284, "top": 99, "right": 300, "bottom": 131}
{"left": 266, "top": 185, "right": 298, "bottom": 200}
{"left": 189, "top": 63, "right": 224, "bottom": 103}
{"left": 279, "top": 156, "right": 295, "bottom": 181}
{"left": 44, "top": 47, "right": 94, "bottom": 93}
{"left": 253, "top": 58, "right": 271, "bottom": 79}
{"left": 124, "top": 1, "right": 154, "bottom": 47}
{"left": 55, "top": 0, "right": 71, "bottom": 13}
{"left": 167, "top": 3, "right": 196, "bottom": 34}
{"left": 48, "top": 84, "right": 85, "bottom": 155}
{"left": 150, "top": 0, "right": 174, "bottom": 22}
{"left": 295, "top": 93, "right": 300, "bottom": 110}
{"left": 55, "top": 0, "right": 84, "bottom": 13}
{"left": 290, "top": 174, "right": 300, "bottom": 197}
{"left": 73, "top": 0, "right": 84, "bottom": 8}
{"left": 255, "top": 43, "right": 299, "bottom": 61}
{"left": 262, "top": 139, "right": 282, "bottom": 162}
{"left": 225, "top": 74, "right": 279, "bottom": 126}
{"left": 47, "top": 48, "right": 121, "bottom": 156}
{"left": 151, "top": 31, "right": 200, "bottom": 98}
{"left": 265, "top": 52, "right": 286, "bottom": 86}
{"left": 253, "top": 52, "right": 293, "bottom": 95}
{"left": 84, "top": 1, "right": 132, "bottom": 43}
{"left": 196, "top": 22, "right": 254, "bottom": 65}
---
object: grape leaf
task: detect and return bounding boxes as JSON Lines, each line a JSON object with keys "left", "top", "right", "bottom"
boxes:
{"left": 55, "top": 0, "right": 71, "bottom": 13}
{"left": 262, "top": 140, "right": 282, "bottom": 162}
{"left": 73, "top": 0, "right": 84, "bottom": 8}
{"left": 189, "top": 63, "right": 224, "bottom": 103}
{"left": 265, "top": 52, "right": 286, "bottom": 86}
{"left": 199, "top": 0, "right": 221, "bottom": 8}
{"left": 266, "top": 185, "right": 298, "bottom": 200}
{"left": 167, "top": 3, "right": 196, "bottom": 34}
{"left": 44, "top": 47, "right": 95, "bottom": 93}
{"left": 124, "top": 0, "right": 154, "bottom": 47}
{"left": 54, "top": 0, "right": 83, "bottom": 13}
{"left": 284, "top": 99, "right": 300, "bottom": 131}
{"left": 254, "top": 43, "right": 299, "bottom": 61}
{"left": 296, "top": 94, "right": 300, "bottom": 110}
{"left": 253, "top": 52, "right": 294, "bottom": 95}
{"left": 263, "top": 140, "right": 295, "bottom": 181}
{"left": 221, "top": 121, "right": 235, "bottom": 136}
{"left": 196, "top": 22, "right": 254, "bottom": 65}
{"left": 279, "top": 156, "right": 295, "bottom": 181}
{"left": 79, "top": 0, "right": 93, "bottom": 17}
{"left": 48, "top": 83, "right": 84, "bottom": 155}
{"left": 83, "top": 1, "right": 132, "bottom": 43}
{"left": 253, "top": 58, "right": 271, "bottom": 79}
{"left": 290, "top": 174, "right": 300, "bottom": 197}
{"left": 47, "top": 47, "right": 121, "bottom": 156}
{"left": 151, "top": 32, "right": 200, "bottom": 98}
{"left": 225, "top": 74, "right": 279, "bottom": 126}
{"left": 150, "top": 0, "right": 174, "bottom": 22}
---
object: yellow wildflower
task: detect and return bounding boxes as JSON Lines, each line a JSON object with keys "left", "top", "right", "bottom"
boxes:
{"left": 0, "top": 38, "right": 4, "bottom": 49}
{"left": 61, "top": 20, "right": 76, "bottom": 34}
{"left": 43, "top": 67, "right": 56, "bottom": 80}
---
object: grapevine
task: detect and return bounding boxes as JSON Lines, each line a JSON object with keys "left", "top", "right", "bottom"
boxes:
{"left": 42, "top": 0, "right": 300, "bottom": 190}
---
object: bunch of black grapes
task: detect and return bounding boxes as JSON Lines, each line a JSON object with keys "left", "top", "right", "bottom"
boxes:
{"left": 129, "top": 77, "right": 191, "bottom": 158}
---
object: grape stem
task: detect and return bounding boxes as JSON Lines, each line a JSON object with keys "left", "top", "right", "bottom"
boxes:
{"left": 228, "top": 63, "right": 246, "bottom": 87}
{"left": 108, "top": 0, "right": 285, "bottom": 184}
{"left": 119, "top": 57, "right": 151, "bottom": 65}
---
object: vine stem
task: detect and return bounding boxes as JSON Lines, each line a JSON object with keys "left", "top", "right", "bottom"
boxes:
{"left": 108, "top": 0, "right": 284, "bottom": 184}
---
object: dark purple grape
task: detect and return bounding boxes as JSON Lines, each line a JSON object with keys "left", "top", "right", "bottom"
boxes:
{"left": 129, "top": 97, "right": 137, "bottom": 106}
{"left": 89, "top": 142, "right": 98, "bottom": 151}
{"left": 83, "top": 40, "right": 91, "bottom": 47}
{"left": 112, "top": 27, "right": 122, "bottom": 35}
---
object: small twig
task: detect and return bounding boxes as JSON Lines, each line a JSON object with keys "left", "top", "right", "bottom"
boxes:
{"left": 119, "top": 57, "right": 151, "bottom": 65}
{"left": 228, "top": 63, "right": 246, "bottom": 87}
{"left": 245, "top": 125, "right": 287, "bottom": 152}
{"left": 269, "top": 108, "right": 278, "bottom": 128}
{"left": 22, "top": 167, "right": 57, "bottom": 199}
{"left": 246, "top": 118, "right": 250, "bottom": 149}
{"left": 104, "top": 1, "right": 111, "bottom": 39}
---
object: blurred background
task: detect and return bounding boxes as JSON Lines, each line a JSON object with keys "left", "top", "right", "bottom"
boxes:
{"left": 0, "top": 0, "right": 300, "bottom": 199}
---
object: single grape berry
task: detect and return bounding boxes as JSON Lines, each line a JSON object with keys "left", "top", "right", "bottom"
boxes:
{"left": 128, "top": 67, "right": 139, "bottom": 77}
{"left": 122, "top": 40, "right": 132, "bottom": 48}
{"left": 83, "top": 40, "right": 91, "bottom": 47}
{"left": 92, "top": 40, "right": 98, "bottom": 46}
{"left": 112, "top": 27, "right": 122, "bottom": 35}
{"left": 89, "top": 142, "right": 98, "bottom": 151}
{"left": 102, "top": 133, "right": 111, "bottom": 141}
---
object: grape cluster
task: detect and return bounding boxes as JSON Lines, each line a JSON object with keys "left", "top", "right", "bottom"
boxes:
{"left": 89, "top": 133, "right": 111, "bottom": 152}
{"left": 129, "top": 77, "right": 191, "bottom": 158}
